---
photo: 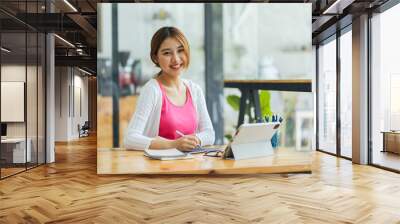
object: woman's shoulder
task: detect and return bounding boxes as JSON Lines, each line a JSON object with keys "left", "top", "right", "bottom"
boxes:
{"left": 142, "top": 78, "right": 160, "bottom": 91}
{"left": 140, "top": 78, "right": 161, "bottom": 96}
{"left": 182, "top": 78, "right": 202, "bottom": 92}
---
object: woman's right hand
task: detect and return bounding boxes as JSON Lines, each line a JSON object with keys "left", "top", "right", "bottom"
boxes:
{"left": 174, "top": 135, "right": 199, "bottom": 151}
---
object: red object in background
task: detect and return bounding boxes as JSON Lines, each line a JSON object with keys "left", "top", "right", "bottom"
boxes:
{"left": 119, "top": 72, "right": 132, "bottom": 87}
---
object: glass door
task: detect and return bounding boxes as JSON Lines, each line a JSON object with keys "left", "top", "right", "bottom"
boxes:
{"left": 317, "top": 36, "right": 337, "bottom": 155}
{"left": 339, "top": 28, "right": 352, "bottom": 158}
{"left": 1, "top": 31, "right": 28, "bottom": 178}
{"left": 370, "top": 4, "right": 400, "bottom": 171}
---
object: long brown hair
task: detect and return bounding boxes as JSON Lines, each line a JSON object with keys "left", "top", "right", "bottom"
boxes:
{"left": 150, "top": 27, "right": 190, "bottom": 74}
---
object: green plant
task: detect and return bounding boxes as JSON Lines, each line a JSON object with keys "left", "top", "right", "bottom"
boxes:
{"left": 226, "top": 95, "right": 240, "bottom": 111}
{"left": 226, "top": 90, "right": 280, "bottom": 147}
{"left": 259, "top": 90, "right": 273, "bottom": 118}
{"left": 224, "top": 134, "right": 233, "bottom": 142}
{"left": 226, "top": 90, "right": 274, "bottom": 121}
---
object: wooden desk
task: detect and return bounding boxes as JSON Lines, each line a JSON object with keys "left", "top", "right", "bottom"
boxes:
{"left": 224, "top": 79, "right": 312, "bottom": 92}
{"left": 97, "top": 147, "right": 312, "bottom": 175}
{"left": 382, "top": 131, "right": 400, "bottom": 154}
{"left": 1, "top": 138, "right": 31, "bottom": 163}
{"left": 224, "top": 79, "right": 312, "bottom": 127}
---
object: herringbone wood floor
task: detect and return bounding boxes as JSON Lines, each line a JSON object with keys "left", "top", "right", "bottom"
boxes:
{"left": 1, "top": 135, "right": 400, "bottom": 223}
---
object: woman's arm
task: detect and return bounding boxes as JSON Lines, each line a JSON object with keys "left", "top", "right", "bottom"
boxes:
{"left": 194, "top": 85, "right": 215, "bottom": 146}
{"left": 149, "top": 137, "right": 175, "bottom": 149}
{"left": 149, "top": 135, "right": 199, "bottom": 151}
{"left": 123, "top": 84, "right": 157, "bottom": 150}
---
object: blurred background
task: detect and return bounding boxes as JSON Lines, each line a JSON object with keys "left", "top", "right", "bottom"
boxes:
{"left": 97, "top": 3, "right": 314, "bottom": 150}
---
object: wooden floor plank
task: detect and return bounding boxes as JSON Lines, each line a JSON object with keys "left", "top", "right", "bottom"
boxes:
{"left": 0, "top": 134, "right": 400, "bottom": 223}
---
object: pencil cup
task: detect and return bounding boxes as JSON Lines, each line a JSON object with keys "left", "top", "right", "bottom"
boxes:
{"left": 262, "top": 114, "right": 283, "bottom": 149}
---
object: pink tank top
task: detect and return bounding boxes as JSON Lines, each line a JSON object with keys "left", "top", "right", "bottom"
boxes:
{"left": 158, "top": 81, "right": 198, "bottom": 140}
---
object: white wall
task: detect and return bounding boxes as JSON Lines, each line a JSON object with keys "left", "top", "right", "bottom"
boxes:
{"left": 2, "top": 64, "right": 46, "bottom": 163}
{"left": 72, "top": 73, "right": 89, "bottom": 138}
{"left": 55, "top": 67, "right": 68, "bottom": 141}
{"left": 1, "top": 65, "right": 29, "bottom": 137}
{"left": 54, "top": 67, "right": 89, "bottom": 141}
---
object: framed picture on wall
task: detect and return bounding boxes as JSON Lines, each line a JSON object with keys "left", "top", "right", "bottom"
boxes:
{"left": 1, "top": 81, "right": 25, "bottom": 122}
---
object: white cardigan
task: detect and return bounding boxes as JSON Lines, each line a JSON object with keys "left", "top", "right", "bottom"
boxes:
{"left": 123, "top": 78, "right": 215, "bottom": 150}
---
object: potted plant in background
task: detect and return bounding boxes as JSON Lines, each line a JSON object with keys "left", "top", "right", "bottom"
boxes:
{"left": 226, "top": 90, "right": 280, "bottom": 148}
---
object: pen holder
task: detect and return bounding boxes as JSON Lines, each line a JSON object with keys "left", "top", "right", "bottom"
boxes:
{"left": 271, "top": 132, "right": 279, "bottom": 149}
{"left": 259, "top": 115, "right": 283, "bottom": 149}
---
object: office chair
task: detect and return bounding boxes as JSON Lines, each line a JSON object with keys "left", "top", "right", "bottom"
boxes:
{"left": 79, "top": 121, "right": 90, "bottom": 138}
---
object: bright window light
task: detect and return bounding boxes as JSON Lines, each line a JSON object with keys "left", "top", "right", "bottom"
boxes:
{"left": 54, "top": 34, "right": 75, "bottom": 48}
{"left": 63, "top": 0, "right": 78, "bottom": 12}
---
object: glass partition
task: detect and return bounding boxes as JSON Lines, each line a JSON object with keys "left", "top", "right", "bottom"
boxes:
{"left": 339, "top": 29, "right": 352, "bottom": 158}
{"left": 371, "top": 4, "right": 400, "bottom": 171}
{"left": 317, "top": 37, "right": 337, "bottom": 154}
{"left": 27, "top": 30, "right": 38, "bottom": 169}
{"left": 1, "top": 30, "right": 28, "bottom": 177}
{"left": 38, "top": 32, "right": 45, "bottom": 165}
{"left": 0, "top": 1, "right": 46, "bottom": 179}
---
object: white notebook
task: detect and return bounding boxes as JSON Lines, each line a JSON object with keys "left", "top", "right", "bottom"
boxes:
{"left": 144, "top": 149, "right": 194, "bottom": 160}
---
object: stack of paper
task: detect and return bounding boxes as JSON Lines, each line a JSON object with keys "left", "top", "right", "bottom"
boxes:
{"left": 144, "top": 149, "right": 194, "bottom": 160}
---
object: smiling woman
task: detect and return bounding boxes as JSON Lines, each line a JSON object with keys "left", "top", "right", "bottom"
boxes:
{"left": 123, "top": 27, "right": 215, "bottom": 152}
{"left": 150, "top": 27, "right": 191, "bottom": 77}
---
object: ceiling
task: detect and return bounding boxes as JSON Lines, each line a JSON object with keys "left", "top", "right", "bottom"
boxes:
{"left": 0, "top": 0, "right": 97, "bottom": 74}
{"left": 0, "top": 0, "right": 392, "bottom": 75}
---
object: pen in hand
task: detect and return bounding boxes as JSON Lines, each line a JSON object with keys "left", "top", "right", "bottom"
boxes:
{"left": 175, "top": 130, "right": 200, "bottom": 149}
{"left": 175, "top": 130, "right": 185, "bottom": 138}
